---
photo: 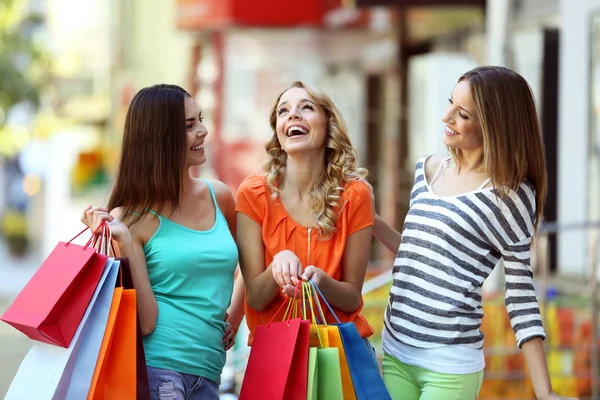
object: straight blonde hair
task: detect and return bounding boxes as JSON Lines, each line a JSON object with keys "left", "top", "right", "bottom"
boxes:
{"left": 450, "top": 66, "right": 547, "bottom": 231}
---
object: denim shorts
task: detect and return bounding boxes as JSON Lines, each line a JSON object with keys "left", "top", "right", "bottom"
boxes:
{"left": 147, "top": 366, "right": 219, "bottom": 400}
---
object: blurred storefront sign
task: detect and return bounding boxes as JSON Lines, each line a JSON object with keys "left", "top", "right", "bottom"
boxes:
{"left": 355, "top": 0, "right": 483, "bottom": 5}
{"left": 176, "top": 0, "right": 362, "bottom": 29}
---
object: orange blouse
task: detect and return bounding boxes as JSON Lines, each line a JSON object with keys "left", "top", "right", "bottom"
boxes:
{"left": 236, "top": 174, "right": 375, "bottom": 344}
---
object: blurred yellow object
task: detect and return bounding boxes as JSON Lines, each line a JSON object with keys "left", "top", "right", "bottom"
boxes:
{"left": 548, "top": 350, "right": 578, "bottom": 397}
{"left": 2, "top": 209, "right": 27, "bottom": 236}
{"left": 0, "top": 124, "right": 31, "bottom": 157}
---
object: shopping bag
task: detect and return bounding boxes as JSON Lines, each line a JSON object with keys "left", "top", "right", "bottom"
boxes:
{"left": 310, "top": 282, "right": 391, "bottom": 400}
{"left": 302, "top": 282, "right": 343, "bottom": 400}
{"left": 307, "top": 348, "right": 318, "bottom": 400}
{"left": 239, "top": 284, "right": 310, "bottom": 400}
{"left": 309, "top": 325, "right": 330, "bottom": 348}
{"left": 306, "top": 346, "right": 344, "bottom": 400}
{"left": 316, "top": 347, "right": 344, "bottom": 399}
{"left": 305, "top": 281, "right": 356, "bottom": 400}
{"left": 326, "top": 326, "right": 356, "bottom": 400}
{"left": 338, "top": 323, "right": 390, "bottom": 400}
{"left": 64, "top": 259, "right": 122, "bottom": 399}
{"left": 118, "top": 257, "right": 150, "bottom": 400}
{"left": 5, "top": 257, "right": 119, "bottom": 400}
{"left": 87, "top": 286, "right": 137, "bottom": 399}
{"left": 1, "top": 226, "right": 108, "bottom": 348}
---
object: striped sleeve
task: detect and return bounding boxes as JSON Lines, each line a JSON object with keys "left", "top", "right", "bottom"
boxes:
{"left": 499, "top": 182, "right": 546, "bottom": 347}
{"left": 409, "top": 157, "right": 427, "bottom": 208}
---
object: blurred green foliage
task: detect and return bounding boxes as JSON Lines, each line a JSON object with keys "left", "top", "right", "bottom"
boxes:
{"left": 0, "top": 0, "right": 50, "bottom": 126}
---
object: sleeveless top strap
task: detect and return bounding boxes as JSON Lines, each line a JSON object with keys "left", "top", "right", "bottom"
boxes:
{"left": 203, "top": 179, "right": 219, "bottom": 208}
{"left": 477, "top": 177, "right": 492, "bottom": 190}
{"left": 128, "top": 209, "right": 159, "bottom": 217}
{"left": 429, "top": 157, "right": 451, "bottom": 187}
{"left": 129, "top": 181, "right": 218, "bottom": 218}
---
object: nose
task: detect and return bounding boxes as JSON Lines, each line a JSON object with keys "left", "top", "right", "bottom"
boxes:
{"left": 288, "top": 107, "right": 302, "bottom": 120}
{"left": 441, "top": 106, "right": 454, "bottom": 125}
{"left": 196, "top": 125, "right": 208, "bottom": 138}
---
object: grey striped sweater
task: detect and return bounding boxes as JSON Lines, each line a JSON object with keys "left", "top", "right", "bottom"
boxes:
{"left": 384, "top": 156, "right": 546, "bottom": 349}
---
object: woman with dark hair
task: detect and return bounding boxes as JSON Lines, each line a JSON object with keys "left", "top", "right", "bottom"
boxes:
{"left": 370, "top": 66, "right": 577, "bottom": 400}
{"left": 81, "top": 84, "right": 239, "bottom": 400}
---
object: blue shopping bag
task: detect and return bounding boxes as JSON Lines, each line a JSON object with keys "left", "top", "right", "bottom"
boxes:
{"left": 5, "top": 258, "right": 119, "bottom": 400}
{"left": 63, "top": 259, "right": 121, "bottom": 399}
{"left": 310, "top": 282, "right": 391, "bottom": 400}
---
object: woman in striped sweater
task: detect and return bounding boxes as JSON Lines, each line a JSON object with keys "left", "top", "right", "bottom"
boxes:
{"left": 372, "top": 66, "right": 576, "bottom": 400}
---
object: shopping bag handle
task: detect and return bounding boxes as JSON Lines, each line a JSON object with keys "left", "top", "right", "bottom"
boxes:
{"left": 67, "top": 221, "right": 106, "bottom": 250}
{"left": 88, "top": 222, "right": 119, "bottom": 258}
{"left": 309, "top": 281, "right": 342, "bottom": 324}
{"left": 94, "top": 223, "right": 119, "bottom": 257}
{"left": 266, "top": 281, "right": 302, "bottom": 329}
{"left": 302, "top": 281, "right": 324, "bottom": 347}
{"left": 298, "top": 281, "right": 324, "bottom": 325}
{"left": 307, "top": 281, "right": 327, "bottom": 326}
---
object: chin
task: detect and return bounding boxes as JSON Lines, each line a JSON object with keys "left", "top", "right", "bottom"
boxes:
{"left": 282, "top": 145, "right": 310, "bottom": 155}
{"left": 187, "top": 158, "right": 206, "bottom": 167}
{"left": 441, "top": 136, "right": 455, "bottom": 148}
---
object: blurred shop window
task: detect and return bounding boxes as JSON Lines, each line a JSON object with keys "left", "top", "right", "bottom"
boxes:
{"left": 590, "top": 14, "right": 600, "bottom": 225}
{"left": 71, "top": 150, "right": 109, "bottom": 196}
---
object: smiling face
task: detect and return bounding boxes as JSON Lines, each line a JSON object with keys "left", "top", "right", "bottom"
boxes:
{"left": 274, "top": 87, "right": 328, "bottom": 156}
{"left": 184, "top": 96, "right": 208, "bottom": 167}
{"left": 441, "top": 80, "right": 483, "bottom": 152}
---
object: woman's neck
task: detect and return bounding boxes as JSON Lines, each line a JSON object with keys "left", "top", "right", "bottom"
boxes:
{"left": 456, "top": 148, "right": 486, "bottom": 173}
{"left": 182, "top": 168, "right": 197, "bottom": 194}
{"left": 282, "top": 155, "right": 324, "bottom": 199}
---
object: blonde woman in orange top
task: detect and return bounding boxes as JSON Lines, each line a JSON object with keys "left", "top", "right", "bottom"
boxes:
{"left": 235, "top": 81, "right": 375, "bottom": 353}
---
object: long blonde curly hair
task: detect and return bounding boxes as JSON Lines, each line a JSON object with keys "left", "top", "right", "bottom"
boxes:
{"left": 264, "top": 81, "right": 367, "bottom": 239}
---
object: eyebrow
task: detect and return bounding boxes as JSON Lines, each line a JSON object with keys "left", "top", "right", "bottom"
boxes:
{"left": 186, "top": 112, "right": 202, "bottom": 122}
{"left": 450, "top": 97, "right": 475, "bottom": 117}
{"left": 277, "top": 98, "right": 316, "bottom": 108}
{"left": 458, "top": 106, "right": 474, "bottom": 117}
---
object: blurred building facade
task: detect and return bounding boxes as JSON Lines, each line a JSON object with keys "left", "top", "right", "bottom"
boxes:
{"left": 2, "top": 0, "right": 600, "bottom": 398}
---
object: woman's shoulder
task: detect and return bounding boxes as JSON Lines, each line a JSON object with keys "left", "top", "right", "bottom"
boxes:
{"left": 422, "top": 153, "right": 448, "bottom": 180}
{"left": 492, "top": 179, "right": 536, "bottom": 204}
{"left": 239, "top": 174, "right": 267, "bottom": 189}
{"left": 237, "top": 174, "right": 268, "bottom": 196}
{"left": 204, "top": 179, "right": 235, "bottom": 210}
{"left": 204, "top": 179, "right": 232, "bottom": 197}
{"left": 109, "top": 206, "right": 127, "bottom": 220}
{"left": 342, "top": 178, "right": 371, "bottom": 201}
{"left": 504, "top": 179, "right": 536, "bottom": 213}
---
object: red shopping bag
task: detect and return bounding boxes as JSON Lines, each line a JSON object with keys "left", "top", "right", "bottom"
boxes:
{"left": 1, "top": 227, "right": 108, "bottom": 348}
{"left": 239, "top": 286, "right": 310, "bottom": 400}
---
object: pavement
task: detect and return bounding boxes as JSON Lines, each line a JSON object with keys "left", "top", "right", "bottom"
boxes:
{"left": 0, "top": 240, "right": 40, "bottom": 398}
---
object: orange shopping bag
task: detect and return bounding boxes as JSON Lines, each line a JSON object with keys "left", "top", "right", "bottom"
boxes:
{"left": 87, "top": 285, "right": 137, "bottom": 399}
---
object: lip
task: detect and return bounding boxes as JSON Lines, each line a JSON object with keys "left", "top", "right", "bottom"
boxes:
{"left": 445, "top": 125, "right": 460, "bottom": 136}
{"left": 285, "top": 124, "right": 309, "bottom": 138}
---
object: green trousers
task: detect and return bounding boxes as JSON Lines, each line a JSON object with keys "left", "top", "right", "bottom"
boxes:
{"left": 382, "top": 353, "right": 484, "bottom": 400}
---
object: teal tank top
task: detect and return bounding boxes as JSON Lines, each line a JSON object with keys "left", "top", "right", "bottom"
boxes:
{"left": 142, "top": 180, "right": 238, "bottom": 381}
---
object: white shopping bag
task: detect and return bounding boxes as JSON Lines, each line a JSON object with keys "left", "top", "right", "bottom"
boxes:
{"left": 5, "top": 258, "right": 119, "bottom": 400}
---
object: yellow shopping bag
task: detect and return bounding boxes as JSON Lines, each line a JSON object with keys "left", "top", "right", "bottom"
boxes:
{"left": 306, "top": 282, "right": 357, "bottom": 400}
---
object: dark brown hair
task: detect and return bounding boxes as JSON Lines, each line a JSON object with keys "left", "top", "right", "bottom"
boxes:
{"left": 451, "top": 66, "right": 548, "bottom": 231}
{"left": 108, "top": 84, "right": 191, "bottom": 226}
